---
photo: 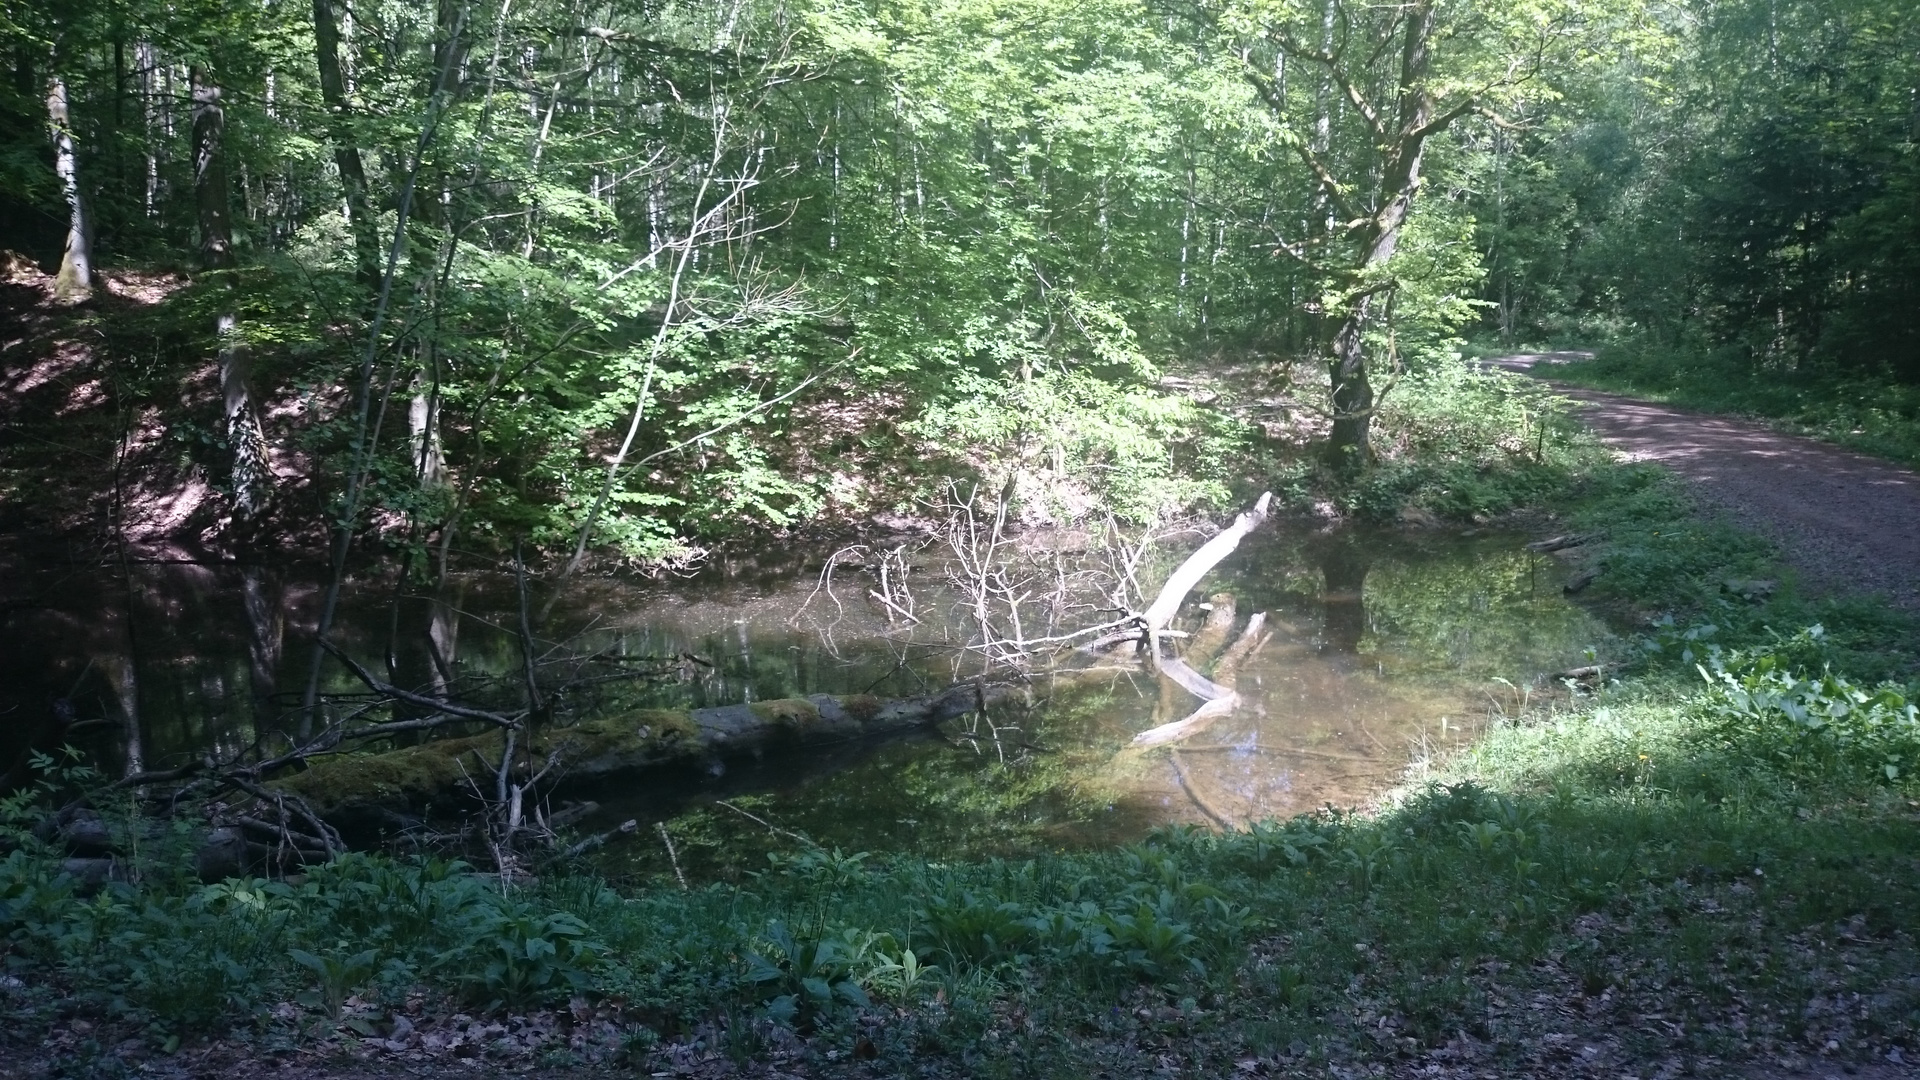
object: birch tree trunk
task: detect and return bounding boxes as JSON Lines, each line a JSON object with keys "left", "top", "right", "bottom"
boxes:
{"left": 193, "top": 66, "right": 272, "bottom": 519}
{"left": 242, "top": 566, "right": 284, "bottom": 707}
{"left": 46, "top": 76, "right": 93, "bottom": 304}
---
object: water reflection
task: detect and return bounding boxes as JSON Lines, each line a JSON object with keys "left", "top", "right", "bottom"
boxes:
{"left": 0, "top": 525, "right": 1614, "bottom": 878}
{"left": 1318, "top": 537, "right": 1371, "bottom": 657}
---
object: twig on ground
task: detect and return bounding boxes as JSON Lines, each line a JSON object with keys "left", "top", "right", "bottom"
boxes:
{"left": 656, "top": 822, "right": 688, "bottom": 890}
{"left": 716, "top": 799, "right": 817, "bottom": 847}
{"left": 560, "top": 818, "right": 637, "bottom": 860}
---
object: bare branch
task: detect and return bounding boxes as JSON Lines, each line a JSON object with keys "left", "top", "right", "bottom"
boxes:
{"left": 320, "top": 639, "right": 523, "bottom": 728}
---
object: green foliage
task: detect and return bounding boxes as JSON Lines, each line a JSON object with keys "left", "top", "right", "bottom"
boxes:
{"left": 909, "top": 370, "right": 1242, "bottom": 524}
{"left": 6, "top": 0, "right": 1659, "bottom": 558}
{"left": 1328, "top": 359, "right": 1591, "bottom": 520}
{"left": 287, "top": 947, "right": 376, "bottom": 1020}
{"left": 0, "top": 748, "right": 98, "bottom": 837}
{"left": 441, "top": 905, "right": 601, "bottom": 1009}
{"left": 917, "top": 889, "right": 1034, "bottom": 969}
{"left": 7, "top": 683, "right": 1920, "bottom": 1064}
{"left": 744, "top": 921, "right": 872, "bottom": 1027}
{"left": 1699, "top": 629, "right": 1920, "bottom": 785}
{"left": 1470, "top": 0, "right": 1920, "bottom": 392}
{"left": 1377, "top": 359, "right": 1570, "bottom": 465}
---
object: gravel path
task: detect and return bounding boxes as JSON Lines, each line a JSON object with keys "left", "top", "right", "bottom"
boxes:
{"left": 1489, "top": 352, "right": 1920, "bottom": 611}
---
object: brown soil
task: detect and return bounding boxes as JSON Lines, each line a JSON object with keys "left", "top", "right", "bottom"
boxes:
{"left": 0, "top": 257, "right": 328, "bottom": 565}
{"left": 1491, "top": 352, "right": 1920, "bottom": 611}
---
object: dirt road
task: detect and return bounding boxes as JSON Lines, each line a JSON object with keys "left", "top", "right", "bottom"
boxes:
{"left": 1489, "top": 352, "right": 1920, "bottom": 611}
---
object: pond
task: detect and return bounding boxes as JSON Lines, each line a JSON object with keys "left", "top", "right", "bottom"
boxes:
{"left": 0, "top": 522, "right": 1613, "bottom": 881}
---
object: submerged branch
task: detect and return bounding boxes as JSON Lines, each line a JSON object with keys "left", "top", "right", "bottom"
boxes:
{"left": 319, "top": 639, "right": 523, "bottom": 728}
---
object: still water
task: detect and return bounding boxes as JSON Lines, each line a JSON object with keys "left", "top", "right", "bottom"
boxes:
{"left": 0, "top": 524, "right": 1611, "bottom": 880}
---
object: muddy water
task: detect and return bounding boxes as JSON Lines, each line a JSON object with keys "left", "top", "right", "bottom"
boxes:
{"left": 0, "top": 524, "right": 1610, "bottom": 879}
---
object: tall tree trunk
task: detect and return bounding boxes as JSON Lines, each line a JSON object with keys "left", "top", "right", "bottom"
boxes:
{"left": 1323, "top": 0, "right": 1438, "bottom": 469}
{"left": 411, "top": 1, "right": 467, "bottom": 496}
{"left": 46, "top": 76, "right": 93, "bottom": 304}
{"left": 408, "top": 366, "right": 445, "bottom": 486}
{"left": 104, "top": 651, "right": 144, "bottom": 778}
{"left": 193, "top": 66, "right": 272, "bottom": 518}
{"left": 1325, "top": 299, "right": 1374, "bottom": 468}
{"left": 311, "top": 0, "right": 380, "bottom": 287}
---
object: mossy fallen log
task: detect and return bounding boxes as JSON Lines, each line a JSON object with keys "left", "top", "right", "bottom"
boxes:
{"left": 274, "top": 686, "right": 980, "bottom": 821}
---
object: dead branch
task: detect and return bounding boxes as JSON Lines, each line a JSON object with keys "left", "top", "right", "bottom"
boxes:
{"left": 656, "top": 822, "right": 688, "bottom": 890}
{"left": 1526, "top": 534, "right": 1589, "bottom": 553}
{"left": 320, "top": 639, "right": 522, "bottom": 727}
{"left": 716, "top": 799, "right": 817, "bottom": 846}
{"left": 868, "top": 589, "right": 921, "bottom": 625}
{"left": 1131, "top": 610, "right": 1270, "bottom": 750}
{"left": 1142, "top": 493, "right": 1272, "bottom": 636}
{"left": 558, "top": 817, "right": 637, "bottom": 860}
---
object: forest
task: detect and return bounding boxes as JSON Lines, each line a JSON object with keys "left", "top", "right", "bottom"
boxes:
{"left": 5, "top": 0, "right": 1918, "bottom": 555}
{"left": 1, "top": 0, "right": 1918, "bottom": 1076}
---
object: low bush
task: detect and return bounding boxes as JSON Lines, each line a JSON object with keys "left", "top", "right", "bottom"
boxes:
{"left": 1698, "top": 628, "right": 1920, "bottom": 786}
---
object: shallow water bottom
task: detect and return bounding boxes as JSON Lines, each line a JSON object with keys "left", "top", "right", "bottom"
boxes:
{"left": 0, "top": 523, "right": 1611, "bottom": 882}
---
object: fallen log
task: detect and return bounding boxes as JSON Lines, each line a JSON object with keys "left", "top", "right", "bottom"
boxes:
{"left": 1132, "top": 696, "right": 1238, "bottom": 750}
{"left": 272, "top": 685, "right": 986, "bottom": 824}
{"left": 1526, "top": 534, "right": 1589, "bottom": 553}
{"left": 1154, "top": 597, "right": 1238, "bottom": 703}
{"left": 1552, "top": 662, "right": 1620, "bottom": 682}
{"left": 1181, "top": 598, "right": 1240, "bottom": 666}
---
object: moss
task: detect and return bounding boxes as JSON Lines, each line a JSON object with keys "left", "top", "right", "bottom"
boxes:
{"left": 749, "top": 698, "right": 823, "bottom": 731}
{"left": 275, "top": 733, "right": 497, "bottom": 813}
{"left": 276, "top": 709, "right": 714, "bottom": 814}
{"left": 839, "top": 694, "right": 883, "bottom": 724}
{"left": 552, "top": 709, "right": 701, "bottom": 760}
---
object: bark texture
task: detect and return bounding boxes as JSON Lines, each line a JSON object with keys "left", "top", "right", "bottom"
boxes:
{"left": 310, "top": 0, "right": 381, "bottom": 287}
{"left": 1322, "top": 0, "right": 1438, "bottom": 467}
{"left": 192, "top": 66, "right": 272, "bottom": 519}
{"left": 46, "top": 76, "right": 92, "bottom": 304}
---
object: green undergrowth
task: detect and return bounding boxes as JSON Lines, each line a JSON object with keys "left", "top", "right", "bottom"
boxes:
{"left": 1556, "top": 457, "right": 1918, "bottom": 680}
{"left": 5, "top": 619, "right": 1918, "bottom": 1072}
{"left": 1546, "top": 338, "right": 1920, "bottom": 470}
{"left": 1349, "top": 359, "right": 1590, "bottom": 521}
{"left": 1254, "top": 354, "right": 1600, "bottom": 523}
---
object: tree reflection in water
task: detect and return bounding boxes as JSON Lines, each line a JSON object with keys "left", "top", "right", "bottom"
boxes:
{"left": 1318, "top": 539, "right": 1372, "bottom": 658}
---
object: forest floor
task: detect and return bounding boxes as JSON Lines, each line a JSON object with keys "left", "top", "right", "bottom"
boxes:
{"left": 1488, "top": 352, "right": 1920, "bottom": 611}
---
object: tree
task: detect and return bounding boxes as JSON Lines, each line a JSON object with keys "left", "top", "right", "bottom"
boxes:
{"left": 1179, "top": 0, "right": 1623, "bottom": 465}
{"left": 1472, "top": 0, "right": 1920, "bottom": 381}
{"left": 191, "top": 64, "right": 271, "bottom": 519}
{"left": 307, "top": 0, "right": 379, "bottom": 289}
{"left": 46, "top": 71, "right": 91, "bottom": 303}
